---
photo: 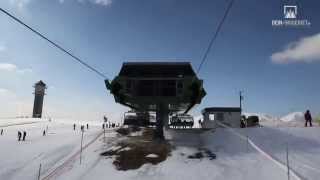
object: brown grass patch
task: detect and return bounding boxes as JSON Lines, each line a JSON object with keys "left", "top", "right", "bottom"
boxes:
{"left": 101, "top": 128, "right": 171, "bottom": 170}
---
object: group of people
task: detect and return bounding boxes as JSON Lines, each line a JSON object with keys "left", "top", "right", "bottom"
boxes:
{"left": 0, "top": 110, "right": 315, "bottom": 143}
{"left": 169, "top": 120, "right": 194, "bottom": 129}
{"left": 102, "top": 123, "right": 119, "bottom": 129}
{"left": 73, "top": 123, "right": 90, "bottom": 131}
{"left": 1, "top": 127, "right": 46, "bottom": 141}
{"left": 17, "top": 131, "right": 27, "bottom": 141}
{"left": 73, "top": 122, "right": 121, "bottom": 132}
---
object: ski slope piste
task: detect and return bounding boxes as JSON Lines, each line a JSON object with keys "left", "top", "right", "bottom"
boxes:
{"left": 1, "top": 116, "right": 320, "bottom": 180}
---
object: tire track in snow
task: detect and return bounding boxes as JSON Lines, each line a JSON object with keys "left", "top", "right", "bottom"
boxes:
{"left": 41, "top": 131, "right": 103, "bottom": 180}
{"left": 215, "top": 122, "right": 304, "bottom": 180}
{"left": 289, "top": 153, "right": 320, "bottom": 173}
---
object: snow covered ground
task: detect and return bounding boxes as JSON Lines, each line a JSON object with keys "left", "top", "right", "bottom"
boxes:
{"left": 245, "top": 111, "right": 319, "bottom": 127}
{"left": 58, "top": 126, "right": 320, "bottom": 180}
{"left": 0, "top": 118, "right": 104, "bottom": 180}
{"left": 1, "top": 117, "right": 320, "bottom": 180}
{"left": 0, "top": 118, "right": 43, "bottom": 127}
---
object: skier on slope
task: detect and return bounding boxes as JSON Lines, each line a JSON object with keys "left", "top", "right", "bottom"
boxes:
{"left": 22, "top": 131, "right": 27, "bottom": 141}
{"left": 304, "top": 110, "right": 313, "bottom": 127}
{"left": 18, "top": 131, "right": 22, "bottom": 141}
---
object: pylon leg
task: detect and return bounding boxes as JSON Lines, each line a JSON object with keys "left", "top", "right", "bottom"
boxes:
{"left": 154, "top": 103, "right": 168, "bottom": 140}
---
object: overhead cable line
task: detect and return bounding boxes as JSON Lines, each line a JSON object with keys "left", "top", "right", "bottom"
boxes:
{"left": 0, "top": 7, "right": 108, "bottom": 79}
{"left": 197, "top": 0, "right": 236, "bottom": 74}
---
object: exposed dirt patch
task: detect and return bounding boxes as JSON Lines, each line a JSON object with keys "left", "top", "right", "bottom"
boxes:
{"left": 101, "top": 128, "right": 171, "bottom": 170}
{"left": 187, "top": 148, "right": 216, "bottom": 160}
{"left": 188, "top": 152, "right": 204, "bottom": 159}
{"left": 116, "top": 126, "right": 141, "bottom": 136}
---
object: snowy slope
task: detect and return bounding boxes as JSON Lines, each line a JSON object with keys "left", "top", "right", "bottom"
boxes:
{"left": 0, "top": 118, "right": 43, "bottom": 127}
{"left": 279, "top": 112, "right": 306, "bottom": 127}
{"left": 0, "top": 118, "right": 104, "bottom": 180}
{"left": 1, "top": 118, "right": 320, "bottom": 180}
{"left": 244, "top": 112, "right": 318, "bottom": 127}
{"left": 244, "top": 112, "right": 280, "bottom": 127}
{"left": 54, "top": 127, "right": 320, "bottom": 180}
{"left": 194, "top": 111, "right": 315, "bottom": 128}
{"left": 244, "top": 127, "right": 320, "bottom": 179}
{"left": 281, "top": 112, "right": 304, "bottom": 122}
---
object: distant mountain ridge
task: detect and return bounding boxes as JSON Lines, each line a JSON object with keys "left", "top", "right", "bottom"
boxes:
{"left": 245, "top": 111, "right": 318, "bottom": 127}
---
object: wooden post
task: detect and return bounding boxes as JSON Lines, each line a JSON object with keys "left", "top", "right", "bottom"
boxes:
{"left": 246, "top": 135, "right": 249, "bottom": 153}
{"left": 103, "top": 127, "right": 106, "bottom": 142}
{"left": 239, "top": 91, "right": 243, "bottom": 115}
{"left": 286, "top": 143, "right": 290, "bottom": 180}
{"left": 37, "top": 163, "right": 42, "bottom": 180}
{"left": 80, "top": 130, "right": 84, "bottom": 164}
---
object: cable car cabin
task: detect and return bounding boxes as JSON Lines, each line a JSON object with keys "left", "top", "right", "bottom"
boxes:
{"left": 169, "top": 114, "right": 194, "bottom": 129}
{"left": 106, "top": 62, "right": 206, "bottom": 113}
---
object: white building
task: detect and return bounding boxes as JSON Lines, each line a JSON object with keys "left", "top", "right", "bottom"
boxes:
{"left": 201, "top": 107, "right": 241, "bottom": 129}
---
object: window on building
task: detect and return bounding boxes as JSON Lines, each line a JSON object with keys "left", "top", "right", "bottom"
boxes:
{"left": 209, "top": 114, "right": 215, "bottom": 121}
{"left": 216, "top": 113, "right": 224, "bottom": 121}
{"left": 177, "top": 81, "right": 183, "bottom": 95}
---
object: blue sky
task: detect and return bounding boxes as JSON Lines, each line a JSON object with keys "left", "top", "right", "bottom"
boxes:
{"left": 0, "top": 0, "right": 319, "bottom": 121}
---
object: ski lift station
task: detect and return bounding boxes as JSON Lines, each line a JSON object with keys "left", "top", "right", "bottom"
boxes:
{"left": 106, "top": 62, "right": 206, "bottom": 138}
{"left": 201, "top": 107, "right": 241, "bottom": 129}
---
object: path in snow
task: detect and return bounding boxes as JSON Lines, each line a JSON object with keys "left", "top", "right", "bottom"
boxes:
{"left": 214, "top": 122, "right": 302, "bottom": 180}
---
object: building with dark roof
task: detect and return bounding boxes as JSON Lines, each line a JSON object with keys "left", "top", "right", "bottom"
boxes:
{"left": 118, "top": 62, "right": 196, "bottom": 78}
{"left": 201, "top": 107, "right": 241, "bottom": 128}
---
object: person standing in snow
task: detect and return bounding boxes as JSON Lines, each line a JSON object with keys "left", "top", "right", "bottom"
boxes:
{"left": 73, "top": 124, "right": 76, "bottom": 131}
{"left": 22, "top": 131, "right": 27, "bottom": 141}
{"left": 102, "top": 124, "right": 105, "bottom": 129}
{"left": 43, "top": 130, "right": 46, "bottom": 136}
{"left": 304, "top": 110, "right": 313, "bottom": 127}
{"left": 1, "top": 129, "right": 3, "bottom": 135}
{"left": 86, "top": 124, "right": 89, "bottom": 129}
{"left": 18, "top": 131, "right": 22, "bottom": 141}
{"left": 198, "top": 119, "right": 201, "bottom": 128}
